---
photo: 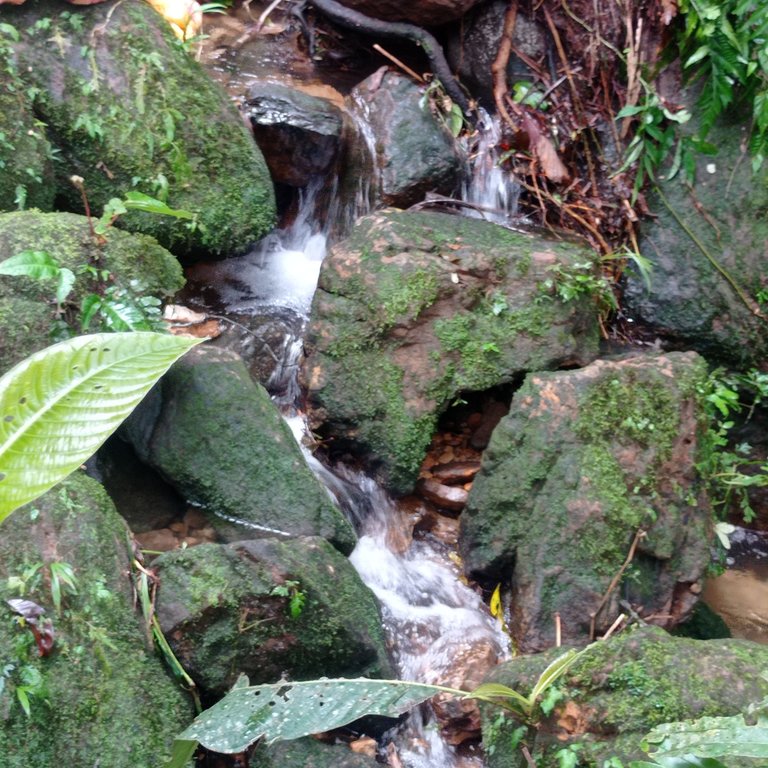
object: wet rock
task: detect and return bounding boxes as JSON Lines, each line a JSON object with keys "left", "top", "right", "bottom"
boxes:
{"left": 0, "top": 88, "right": 55, "bottom": 211}
{"left": 0, "top": 473, "right": 193, "bottom": 768}
{"left": 250, "top": 737, "right": 380, "bottom": 768}
{"left": 460, "top": 352, "right": 714, "bottom": 651}
{"left": 245, "top": 82, "right": 346, "bottom": 187}
{"left": 469, "top": 399, "right": 509, "bottom": 450}
{"left": 0, "top": 0, "right": 275, "bottom": 257}
{"left": 302, "top": 209, "right": 600, "bottom": 494}
{"left": 430, "top": 638, "right": 499, "bottom": 745}
{"left": 624, "top": 111, "right": 768, "bottom": 366}
{"left": 0, "top": 210, "right": 184, "bottom": 370}
{"left": 123, "top": 344, "right": 356, "bottom": 553}
{"left": 482, "top": 626, "right": 768, "bottom": 767}
{"left": 345, "top": 71, "right": 463, "bottom": 209}
{"left": 416, "top": 477, "right": 468, "bottom": 512}
{"left": 155, "top": 536, "right": 392, "bottom": 696}
{"left": 446, "top": 2, "right": 546, "bottom": 106}
{"left": 331, "top": 0, "right": 483, "bottom": 26}
{"left": 430, "top": 460, "right": 481, "bottom": 485}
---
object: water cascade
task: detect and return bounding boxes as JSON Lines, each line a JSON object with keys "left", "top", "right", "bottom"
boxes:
{"left": 186, "top": 174, "right": 509, "bottom": 766}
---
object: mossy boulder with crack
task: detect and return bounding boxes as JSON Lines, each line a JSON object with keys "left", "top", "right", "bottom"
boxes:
{"left": 625, "top": 111, "right": 768, "bottom": 366}
{"left": 301, "top": 209, "right": 600, "bottom": 495}
{"left": 123, "top": 344, "right": 357, "bottom": 553}
{"left": 155, "top": 536, "right": 393, "bottom": 697}
{"left": 481, "top": 626, "right": 768, "bottom": 768}
{"left": 0, "top": 83, "right": 56, "bottom": 212}
{"left": 0, "top": 472, "right": 194, "bottom": 768}
{"left": 0, "top": 0, "right": 276, "bottom": 257}
{"left": 459, "top": 352, "right": 713, "bottom": 651}
{"left": 0, "top": 209, "right": 184, "bottom": 371}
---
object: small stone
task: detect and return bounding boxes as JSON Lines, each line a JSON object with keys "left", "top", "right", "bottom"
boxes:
{"left": 349, "top": 737, "right": 377, "bottom": 757}
{"left": 431, "top": 460, "right": 481, "bottom": 485}
{"left": 416, "top": 478, "right": 468, "bottom": 512}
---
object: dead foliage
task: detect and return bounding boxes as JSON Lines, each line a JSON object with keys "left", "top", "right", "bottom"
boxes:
{"left": 485, "top": 0, "right": 679, "bottom": 262}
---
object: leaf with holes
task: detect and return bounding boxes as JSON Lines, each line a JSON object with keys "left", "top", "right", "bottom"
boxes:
{"left": 175, "top": 678, "right": 456, "bottom": 755}
{"left": 0, "top": 332, "right": 201, "bottom": 521}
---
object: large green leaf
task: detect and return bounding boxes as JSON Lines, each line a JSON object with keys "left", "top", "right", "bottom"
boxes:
{"left": 176, "top": 678, "right": 458, "bottom": 755}
{"left": 0, "top": 332, "right": 200, "bottom": 521}
{"left": 644, "top": 698, "right": 768, "bottom": 759}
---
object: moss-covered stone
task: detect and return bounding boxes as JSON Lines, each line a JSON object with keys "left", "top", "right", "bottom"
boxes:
{"left": 625, "top": 107, "right": 768, "bottom": 365}
{"left": 0, "top": 473, "right": 194, "bottom": 768}
{"left": 0, "top": 210, "right": 184, "bottom": 370}
{"left": 459, "top": 352, "right": 713, "bottom": 651}
{"left": 302, "top": 210, "right": 600, "bottom": 495}
{"left": 0, "top": 83, "right": 55, "bottom": 212}
{"left": 0, "top": 1, "right": 276, "bottom": 257}
{"left": 124, "top": 345, "right": 357, "bottom": 553}
{"left": 155, "top": 537, "right": 392, "bottom": 696}
{"left": 250, "top": 738, "right": 380, "bottom": 768}
{"left": 481, "top": 626, "right": 768, "bottom": 767}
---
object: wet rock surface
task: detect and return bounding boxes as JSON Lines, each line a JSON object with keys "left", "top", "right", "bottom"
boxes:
{"left": 0, "top": 473, "right": 193, "bottom": 768}
{"left": 123, "top": 344, "right": 356, "bottom": 553}
{"left": 245, "top": 82, "right": 346, "bottom": 187}
{"left": 0, "top": 0, "right": 276, "bottom": 257}
{"left": 482, "top": 626, "right": 768, "bottom": 767}
{"left": 155, "top": 536, "right": 392, "bottom": 696}
{"left": 0, "top": 210, "right": 184, "bottom": 370}
{"left": 345, "top": 71, "right": 464, "bottom": 208}
{"left": 302, "top": 209, "right": 600, "bottom": 494}
{"left": 625, "top": 112, "right": 768, "bottom": 366}
{"left": 460, "top": 352, "right": 713, "bottom": 651}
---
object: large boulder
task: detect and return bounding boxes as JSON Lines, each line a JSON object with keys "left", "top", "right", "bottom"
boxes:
{"left": 459, "top": 352, "right": 713, "bottom": 651}
{"left": 251, "top": 739, "right": 380, "bottom": 768}
{"left": 481, "top": 626, "right": 768, "bottom": 767}
{"left": 0, "top": 210, "right": 184, "bottom": 370}
{"left": 302, "top": 210, "right": 600, "bottom": 494}
{"left": 155, "top": 537, "right": 392, "bottom": 696}
{"left": 0, "top": 473, "right": 193, "bottom": 767}
{"left": 624, "top": 113, "right": 768, "bottom": 366}
{"left": 124, "top": 344, "right": 357, "bottom": 553}
{"left": 0, "top": 0, "right": 276, "bottom": 257}
{"left": 344, "top": 71, "right": 463, "bottom": 209}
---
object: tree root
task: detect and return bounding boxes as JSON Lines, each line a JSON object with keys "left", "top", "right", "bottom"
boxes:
{"left": 309, "top": 0, "right": 472, "bottom": 117}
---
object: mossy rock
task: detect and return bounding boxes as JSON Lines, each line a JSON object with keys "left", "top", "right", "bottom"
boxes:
{"left": 481, "top": 626, "right": 768, "bottom": 767}
{"left": 250, "top": 738, "right": 380, "bottom": 768}
{"left": 0, "top": 84, "right": 56, "bottom": 212}
{"left": 0, "top": 209, "right": 184, "bottom": 370}
{"left": 302, "top": 210, "right": 600, "bottom": 494}
{"left": 459, "top": 352, "right": 713, "bottom": 651}
{"left": 155, "top": 537, "right": 392, "bottom": 696}
{"left": 0, "top": 473, "right": 194, "bottom": 768}
{"left": 625, "top": 110, "right": 768, "bottom": 365}
{"left": 123, "top": 345, "right": 357, "bottom": 553}
{"left": 0, "top": 0, "right": 276, "bottom": 257}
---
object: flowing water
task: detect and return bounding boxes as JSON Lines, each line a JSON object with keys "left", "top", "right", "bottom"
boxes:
{"left": 186, "top": 171, "right": 509, "bottom": 766}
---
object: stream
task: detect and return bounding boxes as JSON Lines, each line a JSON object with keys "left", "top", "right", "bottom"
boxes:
{"left": 183, "top": 170, "right": 509, "bottom": 766}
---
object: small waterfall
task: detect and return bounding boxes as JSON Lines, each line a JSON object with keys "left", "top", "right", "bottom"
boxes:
{"left": 199, "top": 184, "right": 509, "bottom": 767}
{"left": 461, "top": 110, "right": 521, "bottom": 224}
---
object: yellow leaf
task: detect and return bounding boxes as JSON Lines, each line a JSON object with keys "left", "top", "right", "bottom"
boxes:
{"left": 490, "top": 583, "right": 502, "bottom": 619}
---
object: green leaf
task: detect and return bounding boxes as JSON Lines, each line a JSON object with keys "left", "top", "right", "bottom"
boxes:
{"left": 471, "top": 682, "right": 532, "bottom": 714}
{"left": 528, "top": 648, "right": 580, "bottom": 704}
{"left": 56, "top": 268, "right": 76, "bottom": 305}
{"left": 164, "top": 739, "right": 198, "bottom": 768}
{"left": 177, "top": 678, "right": 455, "bottom": 754}
{"left": 122, "top": 191, "right": 196, "bottom": 220}
{"left": 0, "top": 251, "right": 63, "bottom": 281}
{"left": 644, "top": 703, "right": 768, "bottom": 759}
{"left": 0, "top": 332, "right": 201, "bottom": 522}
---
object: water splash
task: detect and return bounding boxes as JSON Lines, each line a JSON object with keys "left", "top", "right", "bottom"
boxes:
{"left": 461, "top": 110, "right": 521, "bottom": 224}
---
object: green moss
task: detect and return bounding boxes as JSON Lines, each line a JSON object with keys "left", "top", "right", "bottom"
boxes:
{"left": 0, "top": 474, "right": 193, "bottom": 768}
{"left": 4, "top": 1, "right": 275, "bottom": 256}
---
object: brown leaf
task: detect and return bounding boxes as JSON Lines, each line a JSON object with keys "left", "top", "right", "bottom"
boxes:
{"left": 534, "top": 134, "right": 570, "bottom": 183}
